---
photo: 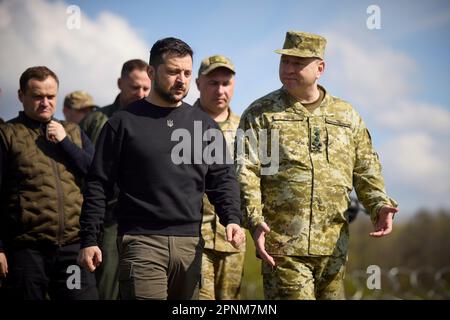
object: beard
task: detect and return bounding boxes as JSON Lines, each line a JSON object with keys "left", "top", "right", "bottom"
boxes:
{"left": 153, "top": 76, "right": 189, "bottom": 104}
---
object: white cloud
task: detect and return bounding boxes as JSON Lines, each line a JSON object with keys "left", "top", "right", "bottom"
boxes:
{"left": 325, "top": 32, "right": 416, "bottom": 108}
{"left": 322, "top": 30, "right": 450, "bottom": 215}
{"left": 324, "top": 32, "right": 450, "bottom": 135}
{"left": 379, "top": 132, "right": 450, "bottom": 213}
{"left": 0, "top": 0, "right": 150, "bottom": 120}
{"left": 380, "top": 132, "right": 448, "bottom": 187}
{"left": 377, "top": 101, "right": 450, "bottom": 134}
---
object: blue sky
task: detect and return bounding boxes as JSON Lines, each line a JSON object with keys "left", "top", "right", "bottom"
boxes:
{"left": 1, "top": 0, "right": 449, "bottom": 218}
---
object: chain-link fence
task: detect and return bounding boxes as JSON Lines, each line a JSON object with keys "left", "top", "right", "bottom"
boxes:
{"left": 345, "top": 267, "right": 450, "bottom": 300}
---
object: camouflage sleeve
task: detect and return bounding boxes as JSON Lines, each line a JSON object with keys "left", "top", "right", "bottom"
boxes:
{"left": 235, "top": 112, "right": 264, "bottom": 234}
{"left": 79, "top": 111, "right": 108, "bottom": 145}
{"left": 352, "top": 114, "right": 397, "bottom": 225}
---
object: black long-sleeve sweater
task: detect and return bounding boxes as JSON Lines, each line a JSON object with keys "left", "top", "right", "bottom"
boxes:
{"left": 79, "top": 99, "right": 241, "bottom": 248}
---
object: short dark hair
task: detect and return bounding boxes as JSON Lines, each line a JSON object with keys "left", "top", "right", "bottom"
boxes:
{"left": 149, "top": 37, "right": 193, "bottom": 69}
{"left": 121, "top": 59, "right": 150, "bottom": 78}
{"left": 19, "top": 66, "right": 59, "bottom": 93}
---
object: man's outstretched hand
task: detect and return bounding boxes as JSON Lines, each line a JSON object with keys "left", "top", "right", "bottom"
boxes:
{"left": 370, "top": 205, "right": 399, "bottom": 237}
{"left": 253, "top": 222, "right": 275, "bottom": 267}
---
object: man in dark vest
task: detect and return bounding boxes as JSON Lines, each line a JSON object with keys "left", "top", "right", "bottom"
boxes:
{"left": 0, "top": 66, "right": 97, "bottom": 300}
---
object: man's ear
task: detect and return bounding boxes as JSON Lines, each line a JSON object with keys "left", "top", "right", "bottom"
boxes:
{"left": 148, "top": 65, "right": 155, "bottom": 81}
{"left": 318, "top": 60, "right": 325, "bottom": 76}
{"left": 117, "top": 77, "right": 122, "bottom": 91}
{"left": 62, "top": 106, "right": 70, "bottom": 118}
{"left": 196, "top": 78, "right": 200, "bottom": 90}
{"left": 317, "top": 60, "right": 325, "bottom": 79}
{"left": 18, "top": 89, "right": 24, "bottom": 103}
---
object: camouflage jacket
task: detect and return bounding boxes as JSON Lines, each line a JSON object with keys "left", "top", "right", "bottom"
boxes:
{"left": 194, "top": 100, "right": 245, "bottom": 253}
{"left": 236, "top": 86, "right": 397, "bottom": 256}
{"left": 79, "top": 95, "right": 121, "bottom": 144}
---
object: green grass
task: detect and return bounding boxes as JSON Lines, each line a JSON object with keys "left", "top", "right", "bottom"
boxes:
{"left": 240, "top": 230, "right": 264, "bottom": 299}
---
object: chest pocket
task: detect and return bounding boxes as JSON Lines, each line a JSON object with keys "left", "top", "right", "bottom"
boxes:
{"left": 325, "top": 117, "right": 354, "bottom": 166}
{"left": 270, "top": 114, "right": 310, "bottom": 169}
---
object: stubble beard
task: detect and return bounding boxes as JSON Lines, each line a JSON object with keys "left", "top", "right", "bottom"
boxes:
{"left": 153, "top": 77, "right": 188, "bottom": 104}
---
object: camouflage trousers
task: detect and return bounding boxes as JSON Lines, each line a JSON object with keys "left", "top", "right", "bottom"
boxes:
{"left": 199, "top": 248, "right": 245, "bottom": 300}
{"left": 262, "top": 254, "right": 347, "bottom": 300}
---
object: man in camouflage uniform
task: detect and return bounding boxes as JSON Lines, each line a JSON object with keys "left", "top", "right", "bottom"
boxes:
{"left": 63, "top": 90, "right": 98, "bottom": 124}
{"left": 236, "top": 31, "right": 398, "bottom": 300}
{"left": 79, "top": 59, "right": 151, "bottom": 300}
{"left": 194, "top": 55, "right": 246, "bottom": 300}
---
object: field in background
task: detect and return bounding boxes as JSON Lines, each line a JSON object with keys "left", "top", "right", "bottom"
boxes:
{"left": 240, "top": 210, "right": 450, "bottom": 300}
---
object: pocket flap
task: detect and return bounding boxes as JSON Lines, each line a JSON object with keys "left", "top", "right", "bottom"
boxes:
{"left": 325, "top": 117, "right": 352, "bottom": 128}
{"left": 272, "top": 114, "right": 304, "bottom": 121}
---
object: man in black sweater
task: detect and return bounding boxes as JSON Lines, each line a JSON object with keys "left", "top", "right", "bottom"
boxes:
{"left": 78, "top": 37, "right": 245, "bottom": 300}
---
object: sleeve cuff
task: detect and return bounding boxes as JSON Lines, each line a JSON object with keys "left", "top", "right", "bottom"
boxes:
{"left": 58, "top": 136, "right": 71, "bottom": 146}
{"left": 247, "top": 216, "right": 265, "bottom": 236}
{"left": 370, "top": 198, "right": 398, "bottom": 225}
{"left": 80, "top": 235, "right": 98, "bottom": 249}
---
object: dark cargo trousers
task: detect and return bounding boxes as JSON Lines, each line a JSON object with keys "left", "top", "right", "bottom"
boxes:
{"left": 1, "top": 242, "right": 98, "bottom": 300}
{"left": 118, "top": 234, "right": 203, "bottom": 300}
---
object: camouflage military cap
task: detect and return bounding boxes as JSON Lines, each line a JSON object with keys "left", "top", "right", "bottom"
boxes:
{"left": 275, "top": 31, "right": 327, "bottom": 59}
{"left": 63, "top": 90, "right": 95, "bottom": 110}
{"left": 198, "top": 55, "right": 235, "bottom": 76}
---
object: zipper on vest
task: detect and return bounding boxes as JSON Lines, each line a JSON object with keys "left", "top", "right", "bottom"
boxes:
{"left": 50, "top": 159, "right": 65, "bottom": 246}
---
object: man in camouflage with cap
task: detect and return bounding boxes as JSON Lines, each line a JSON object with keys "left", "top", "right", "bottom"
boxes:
{"left": 63, "top": 90, "right": 97, "bottom": 124}
{"left": 194, "top": 55, "right": 246, "bottom": 300}
{"left": 236, "top": 31, "right": 398, "bottom": 299}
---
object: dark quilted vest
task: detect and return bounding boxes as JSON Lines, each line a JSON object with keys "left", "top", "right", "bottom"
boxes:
{"left": 0, "top": 112, "right": 83, "bottom": 247}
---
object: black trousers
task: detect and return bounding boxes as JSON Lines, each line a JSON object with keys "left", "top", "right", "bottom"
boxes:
{"left": 1, "top": 242, "right": 98, "bottom": 300}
